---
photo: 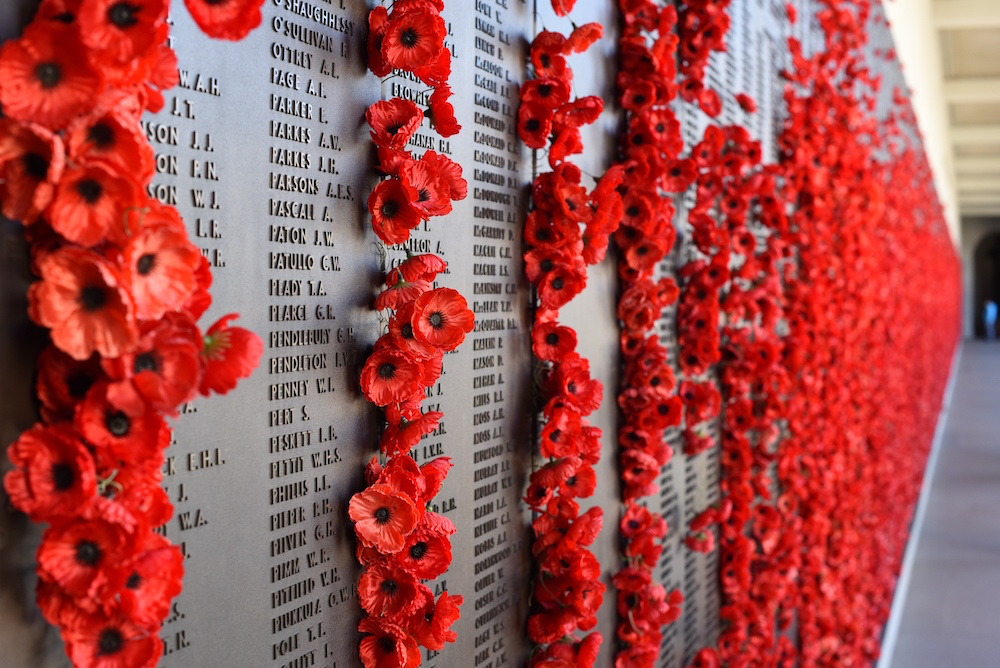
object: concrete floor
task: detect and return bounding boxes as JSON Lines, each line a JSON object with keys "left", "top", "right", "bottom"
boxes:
{"left": 888, "top": 342, "right": 1000, "bottom": 667}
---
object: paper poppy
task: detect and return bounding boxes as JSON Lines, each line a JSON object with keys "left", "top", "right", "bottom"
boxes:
{"left": 4, "top": 423, "right": 96, "bottom": 521}
{"left": 29, "top": 247, "right": 137, "bottom": 361}
{"left": 78, "top": 0, "right": 169, "bottom": 64}
{"left": 63, "top": 611, "right": 163, "bottom": 668}
{"left": 369, "top": 179, "right": 423, "bottom": 245}
{"left": 0, "top": 118, "right": 65, "bottom": 223}
{"left": 48, "top": 160, "right": 143, "bottom": 247}
{"left": 349, "top": 484, "right": 420, "bottom": 554}
{"left": 410, "top": 288, "right": 474, "bottom": 351}
{"left": 358, "top": 617, "right": 421, "bottom": 668}
{"left": 184, "top": 0, "right": 266, "bottom": 41}
{"left": 382, "top": 5, "right": 446, "bottom": 72}
{"left": 0, "top": 24, "right": 101, "bottom": 129}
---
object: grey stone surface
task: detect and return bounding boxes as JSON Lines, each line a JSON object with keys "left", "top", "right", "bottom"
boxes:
{"left": 890, "top": 342, "right": 1000, "bottom": 668}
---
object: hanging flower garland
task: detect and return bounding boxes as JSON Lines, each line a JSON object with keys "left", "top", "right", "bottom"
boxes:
{"left": 0, "top": 2, "right": 265, "bottom": 667}
{"left": 349, "top": 2, "right": 468, "bottom": 666}
{"left": 517, "top": 4, "right": 620, "bottom": 665}
{"left": 606, "top": 2, "right": 696, "bottom": 666}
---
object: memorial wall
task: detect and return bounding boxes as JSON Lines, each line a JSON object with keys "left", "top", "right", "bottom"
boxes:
{"left": 0, "top": 0, "right": 960, "bottom": 667}
{"left": 0, "top": 0, "right": 614, "bottom": 666}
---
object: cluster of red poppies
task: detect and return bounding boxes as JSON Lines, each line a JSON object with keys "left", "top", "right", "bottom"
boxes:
{"left": 606, "top": 3, "right": 700, "bottom": 666}
{"left": 676, "top": 122, "right": 794, "bottom": 664}
{"left": 365, "top": 2, "right": 462, "bottom": 247}
{"left": 351, "top": 2, "right": 471, "bottom": 666}
{"left": 655, "top": 1, "right": 961, "bottom": 665}
{"left": 517, "top": 7, "right": 621, "bottom": 666}
{"left": 0, "top": 5, "right": 263, "bottom": 668}
{"left": 677, "top": 0, "right": 732, "bottom": 117}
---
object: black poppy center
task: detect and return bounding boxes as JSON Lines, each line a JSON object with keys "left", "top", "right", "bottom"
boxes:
{"left": 650, "top": 377, "right": 661, "bottom": 387}
{"left": 134, "top": 353, "right": 158, "bottom": 374}
{"left": 552, "top": 277, "right": 564, "bottom": 290}
{"left": 538, "top": 83, "right": 552, "bottom": 97}
{"left": 626, "top": 205, "right": 640, "bottom": 217}
{"left": 126, "top": 571, "right": 141, "bottom": 589}
{"left": 53, "top": 11, "right": 75, "bottom": 22}
{"left": 657, "top": 404, "right": 669, "bottom": 415}
{"left": 377, "top": 637, "right": 395, "bottom": 654}
{"left": 409, "top": 541, "right": 428, "bottom": 560}
{"left": 76, "top": 179, "right": 103, "bottom": 204}
{"left": 545, "top": 332, "right": 559, "bottom": 345}
{"left": 566, "top": 475, "right": 577, "bottom": 487}
{"left": 88, "top": 123, "right": 115, "bottom": 149}
{"left": 401, "top": 323, "right": 414, "bottom": 339}
{"left": 628, "top": 519, "right": 640, "bottom": 529}
{"left": 631, "top": 134, "right": 644, "bottom": 146}
{"left": 417, "top": 188, "right": 430, "bottom": 202}
{"left": 380, "top": 199, "right": 399, "bottom": 218}
{"left": 35, "top": 63, "right": 61, "bottom": 89}
{"left": 540, "top": 53, "right": 551, "bottom": 67}
{"left": 634, "top": 94, "right": 647, "bottom": 104}
{"left": 540, "top": 258, "right": 554, "bottom": 272}
{"left": 79, "top": 286, "right": 107, "bottom": 312}
{"left": 105, "top": 410, "right": 131, "bottom": 437}
{"left": 22, "top": 152, "right": 49, "bottom": 180}
{"left": 97, "top": 628, "right": 124, "bottom": 656}
{"left": 75, "top": 540, "right": 101, "bottom": 566}
{"left": 428, "top": 312, "right": 444, "bottom": 329}
{"left": 386, "top": 121, "right": 405, "bottom": 135}
{"left": 549, "top": 428, "right": 561, "bottom": 442}
{"left": 525, "top": 118, "right": 540, "bottom": 132}
{"left": 374, "top": 506, "right": 391, "bottom": 524}
{"left": 636, "top": 245, "right": 648, "bottom": 256}
{"left": 378, "top": 363, "right": 396, "bottom": 380}
{"left": 52, "top": 463, "right": 75, "bottom": 490}
{"left": 380, "top": 579, "right": 398, "bottom": 595}
{"left": 400, "top": 27, "right": 419, "bottom": 48}
{"left": 108, "top": 2, "right": 139, "bottom": 28}
{"left": 137, "top": 253, "right": 156, "bottom": 275}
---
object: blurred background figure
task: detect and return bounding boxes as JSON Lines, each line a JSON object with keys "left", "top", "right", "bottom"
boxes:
{"left": 984, "top": 300, "right": 997, "bottom": 341}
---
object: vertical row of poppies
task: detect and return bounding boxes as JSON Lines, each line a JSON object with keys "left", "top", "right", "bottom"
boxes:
{"left": 607, "top": 2, "right": 691, "bottom": 665}
{"left": 349, "top": 2, "right": 470, "bottom": 667}
{"left": 0, "top": 2, "right": 266, "bottom": 667}
{"left": 516, "top": 3, "right": 622, "bottom": 665}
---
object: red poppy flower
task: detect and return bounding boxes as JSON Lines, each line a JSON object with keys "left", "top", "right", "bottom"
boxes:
{"left": 566, "top": 22, "right": 603, "bottom": 53}
{"left": 49, "top": 160, "right": 143, "bottom": 247}
{"left": 75, "top": 382, "right": 169, "bottom": 465}
{"left": 66, "top": 95, "right": 154, "bottom": 186}
{"left": 359, "top": 559, "right": 424, "bottom": 618}
{"left": 427, "top": 84, "right": 461, "bottom": 137}
{"left": 63, "top": 610, "right": 163, "bottom": 668}
{"left": 400, "top": 158, "right": 452, "bottom": 218}
{"left": 369, "top": 179, "right": 423, "bottom": 245}
{"left": 551, "top": 0, "right": 576, "bottom": 16}
{"left": 380, "top": 411, "right": 442, "bottom": 456}
{"left": 735, "top": 92, "right": 757, "bottom": 113}
{"left": 0, "top": 118, "right": 65, "bottom": 223}
{"left": 350, "top": 484, "right": 420, "bottom": 554}
{"left": 531, "top": 31, "right": 569, "bottom": 81}
{"left": 396, "top": 511, "right": 455, "bottom": 580}
{"left": 688, "top": 648, "right": 721, "bottom": 668}
{"left": 184, "top": 0, "right": 265, "bottom": 40}
{"left": 123, "top": 222, "right": 201, "bottom": 321}
{"left": 376, "top": 278, "right": 431, "bottom": 312}
{"left": 118, "top": 532, "right": 183, "bottom": 629}
{"left": 29, "top": 247, "right": 137, "bottom": 361}
{"left": 382, "top": 6, "right": 446, "bottom": 72}
{"left": 420, "top": 151, "right": 467, "bottom": 200}
{"left": 408, "top": 590, "right": 463, "bottom": 651}
{"left": 0, "top": 24, "right": 101, "bottom": 129}
{"left": 367, "top": 6, "right": 391, "bottom": 76}
{"left": 4, "top": 423, "right": 96, "bottom": 522}
{"left": 521, "top": 78, "right": 572, "bottom": 110}
{"left": 361, "top": 346, "right": 425, "bottom": 407}
{"left": 518, "top": 102, "right": 554, "bottom": 149}
{"left": 78, "top": 0, "right": 169, "bottom": 64}
{"left": 198, "top": 312, "right": 262, "bottom": 397}
{"left": 411, "top": 288, "right": 474, "bottom": 351}
{"left": 35, "top": 346, "right": 104, "bottom": 423}
{"left": 549, "top": 354, "right": 602, "bottom": 415}
{"left": 37, "top": 498, "right": 137, "bottom": 603}
{"left": 388, "top": 253, "right": 447, "bottom": 285}
{"left": 358, "top": 617, "right": 420, "bottom": 668}
{"left": 532, "top": 321, "right": 577, "bottom": 361}
{"left": 367, "top": 99, "right": 424, "bottom": 150}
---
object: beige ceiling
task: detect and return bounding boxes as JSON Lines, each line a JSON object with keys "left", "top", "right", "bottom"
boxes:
{"left": 934, "top": 0, "right": 1000, "bottom": 216}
